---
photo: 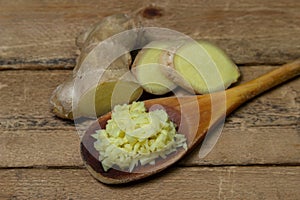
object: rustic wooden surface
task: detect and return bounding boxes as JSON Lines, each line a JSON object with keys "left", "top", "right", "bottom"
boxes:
{"left": 0, "top": 0, "right": 299, "bottom": 199}
{"left": 0, "top": 167, "right": 299, "bottom": 200}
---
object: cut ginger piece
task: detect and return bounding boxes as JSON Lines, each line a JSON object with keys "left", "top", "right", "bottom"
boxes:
{"left": 132, "top": 40, "right": 177, "bottom": 95}
{"left": 75, "top": 70, "right": 143, "bottom": 118}
{"left": 161, "top": 40, "right": 240, "bottom": 94}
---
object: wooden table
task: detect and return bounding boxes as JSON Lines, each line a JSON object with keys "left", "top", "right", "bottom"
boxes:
{"left": 0, "top": 0, "right": 299, "bottom": 199}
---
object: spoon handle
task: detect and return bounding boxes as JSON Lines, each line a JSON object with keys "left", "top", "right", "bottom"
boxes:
{"left": 226, "top": 59, "right": 300, "bottom": 114}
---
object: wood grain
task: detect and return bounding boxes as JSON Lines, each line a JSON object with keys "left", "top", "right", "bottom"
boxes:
{"left": 0, "top": 130, "right": 81, "bottom": 168}
{"left": 0, "top": 167, "right": 299, "bottom": 199}
{"left": 0, "top": 0, "right": 299, "bottom": 196}
{"left": 0, "top": 66, "right": 299, "bottom": 167}
{"left": 0, "top": 70, "right": 73, "bottom": 130}
{"left": 0, "top": 0, "right": 299, "bottom": 69}
{"left": 0, "top": 67, "right": 298, "bottom": 130}
{"left": 1, "top": 124, "right": 298, "bottom": 168}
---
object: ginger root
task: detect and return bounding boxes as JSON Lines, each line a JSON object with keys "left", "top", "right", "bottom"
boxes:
{"left": 50, "top": 13, "right": 143, "bottom": 119}
{"left": 160, "top": 40, "right": 240, "bottom": 94}
{"left": 131, "top": 40, "right": 177, "bottom": 95}
{"left": 50, "top": 12, "right": 240, "bottom": 120}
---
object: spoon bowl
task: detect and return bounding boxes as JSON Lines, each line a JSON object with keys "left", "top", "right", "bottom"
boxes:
{"left": 81, "top": 60, "right": 300, "bottom": 184}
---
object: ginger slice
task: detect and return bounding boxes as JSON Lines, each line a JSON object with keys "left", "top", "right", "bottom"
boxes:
{"left": 161, "top": 40, "right": 240, "bottom": 94}
{"left": 131, "top": 40, "right": 177, "bottom": 95}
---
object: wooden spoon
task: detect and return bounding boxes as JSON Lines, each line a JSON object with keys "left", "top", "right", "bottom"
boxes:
{"left": 80, "top": 60, "right": 300, "bottom": 184}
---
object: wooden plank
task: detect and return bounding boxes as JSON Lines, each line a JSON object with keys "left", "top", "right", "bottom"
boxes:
{"left": 0, "top": 66, "right": 299, "bottom": 167}
{"left": 0, "top": 66, "right": 298, "bottom": 130}
{"left": 1, "top": 125, "right": 299, "bottom": 168}
{"left": 0, "top": 70, "right": 73, "bottom": 130}
{"left": 182, "top": 126, "right": 300, "bottom": 166}
{"left": 0, "top": 167, "right": 299, "bottom": 199}
{"left": 0, "top": 130, "right": 81, "bottom": 168}
{"left": 0, "top": 0, "right": 299, "bottom": 69}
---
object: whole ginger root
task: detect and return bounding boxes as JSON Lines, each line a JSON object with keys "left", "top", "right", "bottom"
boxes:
{"left": 50, "top": 13, "right": 144, "bottom": 119}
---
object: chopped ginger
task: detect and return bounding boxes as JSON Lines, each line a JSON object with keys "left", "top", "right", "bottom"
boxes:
{"left": 92, "top": 101, "right": 187, "bottom": 172}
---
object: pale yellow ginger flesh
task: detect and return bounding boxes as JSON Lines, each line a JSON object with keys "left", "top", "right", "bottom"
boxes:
{"left": 161, "top": 40, "right": 240, "bottom": 94}
{"left": 132, "top": 41, "right": 177, "bottom": 95}
{"left": 76, "top": 79, "right": 143, "bottom": 118}
{"left": 92, "top": 102, "right": 187, "bottom": 172}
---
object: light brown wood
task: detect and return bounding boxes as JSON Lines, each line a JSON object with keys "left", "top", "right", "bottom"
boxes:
{"left": 0, "top": 66, "right": 299, "bottom": 168}
{"left": 226, "top": 60, "right": 300, "bottom": 114}
{"left": 0, "top": 167, "right": 299, "bottom": 199}
{"left": 0, "top": 0, "right": 299, "bottom": 195}
{"left": 1, "top": 67, "right": 298, "bottom": 130}
{"left": 0, "top": 0, "right": 299, "bottom": 69}
{"left": 1, "top": 125, "right": 299, "bottom": 168}
{"left": 0, "top": 130, "right": 81, "bottom": 168}
{"left": 0, "top": 70, "right": 73, "bottom": 129}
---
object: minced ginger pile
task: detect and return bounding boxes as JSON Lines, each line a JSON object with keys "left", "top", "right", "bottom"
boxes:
{"left": 92, "top": 101, "right": 187, "bottom": 172}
